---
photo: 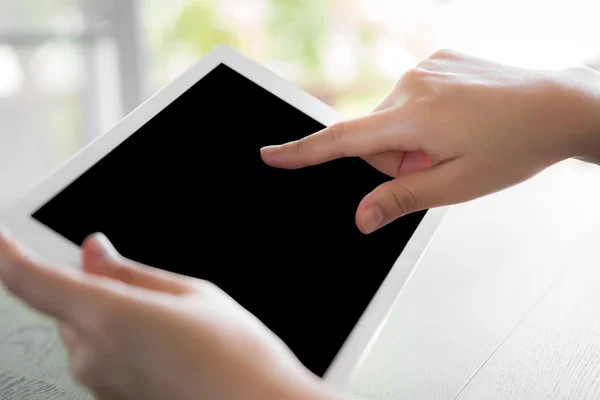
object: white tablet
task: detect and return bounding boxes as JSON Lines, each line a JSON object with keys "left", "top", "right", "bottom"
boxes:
{"left": 1, "top": 45, "right": 446, "bottom": 388}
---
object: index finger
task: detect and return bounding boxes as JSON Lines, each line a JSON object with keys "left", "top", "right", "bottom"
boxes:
{"left": 0, "top": 228, "right": 121, "bottom": 325}
{"left": 260, "top": 108, "right": 414, "bottom": 169}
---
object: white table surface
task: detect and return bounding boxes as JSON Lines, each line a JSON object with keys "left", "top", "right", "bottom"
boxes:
{"left": 350, "top": 158, "right": 600, "bottom": 399}
{"left": 2, "top": 159, "right": 600, "bottom": 400}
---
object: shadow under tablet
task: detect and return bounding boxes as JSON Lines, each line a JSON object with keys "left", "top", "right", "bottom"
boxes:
{"left": 32, "top": 63, "right": 427, "bottom": 378}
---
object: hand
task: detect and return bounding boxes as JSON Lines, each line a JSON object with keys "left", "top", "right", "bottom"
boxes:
{"left": 261, "top": 50, "right": 600, "bottom": 234}
{"left": 0, "top": 228, "right": 338, "bottom": 400}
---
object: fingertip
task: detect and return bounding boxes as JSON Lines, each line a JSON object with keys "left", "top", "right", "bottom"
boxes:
{"left": 82, "top": 233, "right": 118, "bottom": 268}
{"left": 355, "top": 201, "right": 368, "bottom": 235}
{"left": 355, "top": 217, "right": 372, "bottom": 235}
{"left": 260, "top": 145, "right": 283, "bottom": 157}
{"left": 260, "top": 145, "right": 291, "bottom": 168}
{"left": 356, "top": 205, "right": 385, "bottom": 235}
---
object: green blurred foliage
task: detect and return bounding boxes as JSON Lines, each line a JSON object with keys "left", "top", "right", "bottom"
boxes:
{"left": 265, "top": 0, "right": 331, "bottom": 71}
{"left": 358, "top": 24, "right": 377, "bottom": 47}
{"left": 147, "top": 0, "right": 403, "bottom": 116}
{"left": 168, "top": 2, "right": 241, "bottom": 54}
{"left": 164, "top": 0, "right": 333, "bottom": 74}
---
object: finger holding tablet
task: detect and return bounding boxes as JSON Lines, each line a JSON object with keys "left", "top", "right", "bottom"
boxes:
{"left": 3, "top": 45, "right": 447, "bottom": 393}
{"left": 81, "top": 233, "right": 192, "bottom": 295}
{"left": 0, "top": 227, "right": 129, "bottom": 326}
{"left": 0, "top": 227, "right": 340, "bottom": 400}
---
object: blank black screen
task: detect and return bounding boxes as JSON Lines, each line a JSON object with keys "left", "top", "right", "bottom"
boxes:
{"left": 32, "top": 63, "right": 426, "bottom": 377}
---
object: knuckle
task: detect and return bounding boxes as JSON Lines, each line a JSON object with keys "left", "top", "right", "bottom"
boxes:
{"left": 390, "top": 182, "right": 418, "bottom": 216}
{"left": 399, "top": 68, "right": 432, "bottom": 94}
{"left": 417, "top": 57, "right": 444, "bottom": 73}
{"left": 402, "top": 67, "right": 427, "bottom": 83}
{"left": 293, "top": 137, "right": 306, "bottom": 157}
{"left": 328, "top": 121, "right": 346, "bottom": 142}
{"left": 291, "top": 138, "right": 312, "bottom": 167}
{"left": 429, "top": 48, "right": 457, "bottom": 60}
{"left": 415, "top": 59, "right": 430, "bottom": 70}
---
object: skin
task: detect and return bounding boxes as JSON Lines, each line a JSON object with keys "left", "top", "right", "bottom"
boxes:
{"left": 262, "top": 50, "right": 600, "bottom": 233}
{"left": 1, "top": 49, "right": 600, "bottom": 400}
{"left": 0, "top": 231, "right": 339, "bottom": 400}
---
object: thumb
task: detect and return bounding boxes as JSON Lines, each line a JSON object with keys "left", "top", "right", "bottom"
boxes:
{"left": 81, "top": 233, "right": 191, "bottom": 295}
{"left": 356, "top": 160, "right": 468, "bottom": 234}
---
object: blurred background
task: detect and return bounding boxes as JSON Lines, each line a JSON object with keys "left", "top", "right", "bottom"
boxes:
{"left": 1, "top": 0, "right": 600, "bottom": 213}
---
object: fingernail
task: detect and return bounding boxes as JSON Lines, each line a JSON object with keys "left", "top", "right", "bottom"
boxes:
{"left": 260, "top": 145, "right": 282, "bottom": 156}
{"left": 362, "top": 206, "right": 384, "bottom": 234}
{"left": 401, "top": 151, "right": 432, "bottom": 173}
{"left": 89, "top": 233, "right": 119, "bottom": 261}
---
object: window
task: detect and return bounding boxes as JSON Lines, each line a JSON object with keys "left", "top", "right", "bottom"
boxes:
{"left": 0, "top": 0, "right": 145, "bottom": 212}
{"left": 2, "top": 0, "right": 600, "bottom": 213}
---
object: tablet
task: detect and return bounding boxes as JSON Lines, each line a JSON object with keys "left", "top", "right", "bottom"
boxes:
{"left": 0, "top": 45, "right": 446, "bottom": 387}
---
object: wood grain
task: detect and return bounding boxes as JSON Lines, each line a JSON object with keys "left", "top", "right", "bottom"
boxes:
{"left": 350, "top": 160, "right": 600, "bottom": 399}
{"left": 0, "top": 293, "right": 91, "bottom": 400}
{"left": 454, "top": 229, "right": 600, "bottom": 400}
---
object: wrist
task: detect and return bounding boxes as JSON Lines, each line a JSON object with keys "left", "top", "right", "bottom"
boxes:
{"left": 551, "top": 66, "right": 600, "bottom": 162}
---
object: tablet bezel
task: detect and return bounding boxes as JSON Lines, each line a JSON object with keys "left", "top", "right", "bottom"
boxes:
{"left": 0, "top": 44, "right": 447, "bottom": 388}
